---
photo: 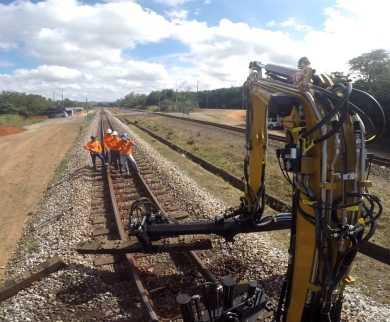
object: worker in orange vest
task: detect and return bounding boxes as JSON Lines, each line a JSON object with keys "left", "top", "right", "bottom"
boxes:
{"left": 108, "top": 131, "right": 121, "bottom": 170}
{"left": 103, "top": 128, "right": 113, "bottom": 164}
{"left": 118, "top": 133, "right": 139, "bottom": 174}
{"left": 84, "top": 136, "right": 104, "bottom": 170}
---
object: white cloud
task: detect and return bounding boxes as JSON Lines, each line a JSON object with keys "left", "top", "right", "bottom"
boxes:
{"left": 14, "top": 65, "right": 82, "bottom": 81}
{"left": 271, "top": 17, "right": 312, "bottom": 32}
{"left": 0, "top": 0, "right": 174, "bottom": 100}
{"left": 0, "top": 0, "right": 173, "bottom": 65}
{"left": 0, "top": 0, "right": 390, "bottom": 100}
{"left": 154, "top": 0, "right": 188, "bottom": 7}
{"left": 166, "top": 9, "right": 188, "bottom": 20}
{"left": 301, "top": 0, "right": 390, "bottom": 72}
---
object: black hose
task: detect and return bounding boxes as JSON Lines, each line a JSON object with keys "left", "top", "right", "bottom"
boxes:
{"left": 303, "top": 83, "right": 352, "bottom": 139}
{"left": 352, "top": 88, "right": 387, "bottom": 142}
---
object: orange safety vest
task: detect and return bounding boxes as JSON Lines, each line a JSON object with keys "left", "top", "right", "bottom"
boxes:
{"left": 103, "top": 134, "right": 113, "bottom": 149}
{"left": 84, "top": 140, "right": 102, "bottom": 153}
{"left": 108, "top": 136, "right": 121, "bottom": 151}
{"left": 118, "top": 139, "right": 135, "bottom": 156}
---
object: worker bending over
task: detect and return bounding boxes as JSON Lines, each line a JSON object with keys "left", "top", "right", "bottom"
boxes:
{"left": 103, "top": 128, "right": 113, "bottom": 164}
{"left": 118, "top": 133, "right": 139, "bottom": 174}
{"left": 84, "top": 136, "right": 104, "bottom": 170}
{"left": 109, "top": 131, "right": 121, "bottom": 170}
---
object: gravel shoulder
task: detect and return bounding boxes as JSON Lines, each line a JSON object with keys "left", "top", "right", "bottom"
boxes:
{"left": 0, "top": 111, "right": 388, "bottom": 322}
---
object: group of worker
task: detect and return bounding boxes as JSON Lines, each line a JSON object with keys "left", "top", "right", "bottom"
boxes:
{"left": 83, "top": 128, "right": 138, "bottom": 174}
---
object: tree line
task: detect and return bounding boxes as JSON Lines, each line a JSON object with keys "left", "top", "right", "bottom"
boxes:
{"left": 115, "top": 86, "right": 244, "bottom": 112}
{"left": 0, "top": 91, "right": 83, "bottom": 116}
{"left": 117, "top": 49, "right": 390, "bottom": 135}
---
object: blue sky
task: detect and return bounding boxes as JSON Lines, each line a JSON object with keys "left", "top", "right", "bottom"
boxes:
{"left": 0, "top": 0, "right": 388, "bottom": 101}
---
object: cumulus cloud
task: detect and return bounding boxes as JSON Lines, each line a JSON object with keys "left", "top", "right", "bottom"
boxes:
{"left": 0, "top": 0, "right": 389, "bottom": 100}
{"left": 0, "top": 0, "right": 172, "bottom": 65}
{"left": 267, "top": 17, "right": 312, "bottom": 32}
{"left": 154, "top": 0, "right": 188, "bottom": 7}
{"left": 166, "top": 9, "right": 188, "bottom": 20}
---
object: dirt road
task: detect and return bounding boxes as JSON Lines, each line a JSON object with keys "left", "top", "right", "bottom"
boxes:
{"left": 0, "top": 116, "right": 85, "bottom": 279}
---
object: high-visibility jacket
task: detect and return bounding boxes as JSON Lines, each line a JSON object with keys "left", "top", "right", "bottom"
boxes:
{"left": 84, "top": 140, "right": 102, "bottom": 153}
{"left": 108, "top": 136, "right": 121, "bottom": 151}
{"left": 118, "top": 139, "right": 135, "bottom": 156}
{"left": 103, "top": 134, "right": 113, "bottom": 149}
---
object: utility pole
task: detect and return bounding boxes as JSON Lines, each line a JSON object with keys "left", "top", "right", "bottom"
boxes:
{"left": 241, "top": 86, "right": 245, "bottom": 109}
{"left": 174, "top": 81, "right": 178, "bottom": 112}
{"left": 196, "top": 80, "right": 199, "bottom": 109}
{"left": 85, "top": 96, "right": 88, "bottom": 115}
{"left": 61, "top": 88, "right": 64, "bottom": 108}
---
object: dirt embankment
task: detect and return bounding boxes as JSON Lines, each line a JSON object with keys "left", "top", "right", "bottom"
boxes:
{"left": 0, "top": 127, "right": 25, "bottom": 136}
{"left": 0, "top": 116, "right": 85, "bottom": 279}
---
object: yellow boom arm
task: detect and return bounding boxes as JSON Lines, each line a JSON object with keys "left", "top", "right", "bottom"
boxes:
{"left": 244, "top": 63, "right": 381, "bottom": 322}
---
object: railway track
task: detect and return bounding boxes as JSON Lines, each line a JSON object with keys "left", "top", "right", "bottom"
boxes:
{"left": 88, "top": 112, "right": 219, "bottom": 321}
{"left": 147, "top": 111, "right": 390, "bottom": 169}
{"left": 123, "top": 118, "right": 390, "bottom": 266}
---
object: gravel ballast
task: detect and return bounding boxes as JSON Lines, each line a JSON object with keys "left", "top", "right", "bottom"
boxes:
{"left": 0, "top": 111, "right": 388, "bottom": 322}
{"left": 109, "top": 112, "right": 390, "bottom": 322}
{"left": 0, "top": 114, "right": 142, "bottom": 322}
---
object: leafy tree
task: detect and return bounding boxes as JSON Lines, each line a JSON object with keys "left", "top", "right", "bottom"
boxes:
{"left": 349, "top": 49, "right": 390, "bottom": 91}
{"left": 349, "top": 49, "right": 390, "bottom": 137}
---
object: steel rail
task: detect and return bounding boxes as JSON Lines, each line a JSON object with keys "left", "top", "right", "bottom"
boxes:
{"left": 127, "top": 119, "right": 390, "bottom": 266}
{"left": 105, "top": 113, "right": 218, "bottom": 284}
{"left": 102, "top": 112, "right": 220, "bottom": 321}
{"left": 100, "top": 115, "right": 159, "bottom": 322}
{"left": 129, "top": 120, "right": 290, "bottom": 213}
{"left": 145, "top": 111, "right": 389, "bottom": 168}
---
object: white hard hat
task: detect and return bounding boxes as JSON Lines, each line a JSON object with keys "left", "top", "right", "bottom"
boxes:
{"left": 112, "top": 131, "right": 118, "bottom": 136}
{"left": 121, "top": 133, "right": 129, "bottom": 139}
{"left": 106, "top": 129, "right": 112, "bottom": 134}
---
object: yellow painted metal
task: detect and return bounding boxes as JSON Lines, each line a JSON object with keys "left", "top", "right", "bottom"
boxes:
{"left": 285, "top": 96, "right": 322, "bottom": 322}
{"left": 247, "top": 81, "right": 322, "bottom": 322}
{"left": 246, "top": 72, "right": 367, "bottom": 321}
{"left": 245, "top": 86, "right": 270, "bottom": 209}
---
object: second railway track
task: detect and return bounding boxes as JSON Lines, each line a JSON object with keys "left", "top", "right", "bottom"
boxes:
{"left": 88, "top": 112, "right": 219, "bottom": 321}
{"left": 137, "top": 111, "right": 390, "bottom": 169}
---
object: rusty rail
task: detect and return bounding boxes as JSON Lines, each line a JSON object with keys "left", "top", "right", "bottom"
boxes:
{"left": 130, "top": 120, "right": 290, "bottom": 213}
{"left": 127, "top": 120, "right": 390, "bottom": 266}
{"left": 101, "top": 112, "right": 219, "bottom": 321}
{"left": 100, "top": 116, "right": 159, "bottom": 322}
{"left": 148, "top": 111, "right": 390, "bottom": 168}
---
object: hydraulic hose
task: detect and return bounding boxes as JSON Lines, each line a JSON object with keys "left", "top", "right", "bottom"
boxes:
{"left": 352, "top": 88, "right": 387, "bottom": 142}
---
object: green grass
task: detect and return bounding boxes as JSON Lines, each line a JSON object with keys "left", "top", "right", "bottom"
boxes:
{"left": 0, "top": 114, "right": 45, "bottom": 128}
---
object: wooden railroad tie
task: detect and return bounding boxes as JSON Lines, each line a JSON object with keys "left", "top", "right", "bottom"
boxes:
{"left": 0, "top": 256, "right": 67, "bottom": 302}
{"left": 77, "top": 237, "right": 212, "bottom": 255}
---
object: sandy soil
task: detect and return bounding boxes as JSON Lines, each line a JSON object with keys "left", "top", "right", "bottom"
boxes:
{"left": 170, "top": 108, "right": 247, "bottom": 127}
{"left": 0, "top": 115, "right": 84, "bottom": 279}
{"left": 0, "top": 126, "right": 25, "bottom": 136}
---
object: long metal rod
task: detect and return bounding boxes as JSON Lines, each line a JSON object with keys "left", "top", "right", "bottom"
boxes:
{"left": 124, "top": 121, "right": 218, "bottom": 284}
{"left": 100, "top": 115, "right": 159, "bottom": 322}
{"left": 104, "top": 111, "right": 219, "bottom": 320}
{"left": 131, "top": 121, "right": 290, "bottom": 213}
